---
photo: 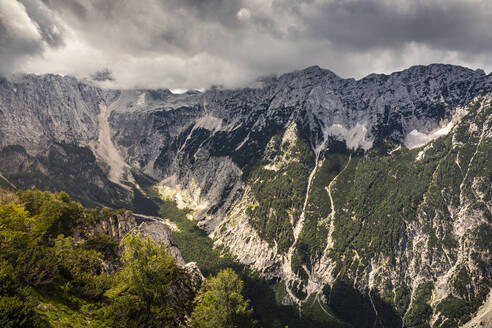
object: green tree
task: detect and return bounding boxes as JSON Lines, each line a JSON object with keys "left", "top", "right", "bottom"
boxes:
{"left": 0, "top": 261, "right": 49, "bottom": 328}
{"left": 13, "top": 245, "right": 57, "bottom": 286}
{"left": 0, "top": 296, "right": 44, "bottom": 328}
{"left": 191, "top": 268, "right": 255, "bottom": 328}
{"left": 54, "top": 235, "right": 110, "bottom": 300}
{"left": 0, "top": 203, "right": 57, "bottom": 287}
{"left": 110, "top": 235, "right": 180, "bottom": 327}
{"left": 17, "top": 190, "right": 84, "bottom": 239}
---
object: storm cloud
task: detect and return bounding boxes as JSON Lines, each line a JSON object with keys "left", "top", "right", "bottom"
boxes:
{"left": 1, "top": 0, "right": 492, "bottom": 89}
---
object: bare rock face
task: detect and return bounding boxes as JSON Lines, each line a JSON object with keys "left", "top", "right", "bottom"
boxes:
{"left": 132, "top": 219, "right": 172, "bottom": 243}
{"left": 74, "top": 210, "right": 137, "bottom": 245}
{"left": 95, "top": 210, "right": 137, "bottom": 240}
{"left": 105, "top": 65, "right": 492, "bottom": 234}
{"left": 171, "top": 262, "right": 205, "bottom": 322}
{"left": 131, "top": 219, "right": 204, "bottom": 326}
{"left": 0, "top": 74, "right": 102, "bottom": 154}
{"left": 183, "top": 262, "right": 205, "bottom": 289}
{"left": 133, "top": 220, "right": 186, "bottom": 266}
{"left": 93, "top": 212, "right": 188, "bottom": 268}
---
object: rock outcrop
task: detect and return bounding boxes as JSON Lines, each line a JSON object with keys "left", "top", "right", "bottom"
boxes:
{"left": 133, "top": 220, "right": 186, "bottom": 266}
{"left": 78, "top": 210, "right": 200, "bottom": 277}
{"left": 92, "top": 210, "right": 137, "bottom": 241}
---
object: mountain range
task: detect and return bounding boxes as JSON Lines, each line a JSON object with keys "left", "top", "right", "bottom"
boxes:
{"left": 0, "top": 63, "right": 490, "bottom": 327}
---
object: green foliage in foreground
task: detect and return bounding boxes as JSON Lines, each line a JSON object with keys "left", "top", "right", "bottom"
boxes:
{"left": 0, "top": 190, "right": 108, "bottom": 327}
{"left": 0, "top": 189, "right": 255, "bottom": 328}
{"left": 108, "top": 235, "right": 181, "bottom": 328}
{"left": 191, "top": 268, "right": 255, "bottom": 328}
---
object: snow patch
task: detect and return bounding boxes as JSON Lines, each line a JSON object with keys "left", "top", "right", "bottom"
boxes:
{"left": 404, "top": 121, "right": 453, "bottom": 149}
{"left": 136, "top": 92, "right": 146, "bottom": 106}
{"left": 405, "top": 106, "right": 469, "bottom": 149}
{"left": 324, "top": 123, "right": 373, "bottom": 151}
{"left": 169, "top": 88, "right": 187, "bottom": 94}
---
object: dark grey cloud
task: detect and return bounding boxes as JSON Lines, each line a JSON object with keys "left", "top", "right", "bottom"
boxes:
{"left": 298, "top": 0, "right": 492, "bottom": 53}
{"left": 20, "top": 0, "right": 64, "bottom": 47}
{"left": 41, "top": 0, "right": 88, "bottom": 18}
{"left": 34, "top": 0, "right": 244, "bottom": 55}
{"left": 1, "top": 0, "right": 492, "bottom": 89}
{"left": 0, "top": 0, "right": 44, "bottom": 75}
{"left": 91, "top": 69, "right": 114, "bottom": 82}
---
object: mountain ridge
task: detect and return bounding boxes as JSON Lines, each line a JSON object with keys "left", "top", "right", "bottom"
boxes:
{"left": 0, "top": 63, "right": 490, "bottom": 327}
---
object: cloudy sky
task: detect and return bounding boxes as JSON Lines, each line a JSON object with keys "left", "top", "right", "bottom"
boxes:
{"left": 1, "top": 0, "right": 492, "bottom": 90}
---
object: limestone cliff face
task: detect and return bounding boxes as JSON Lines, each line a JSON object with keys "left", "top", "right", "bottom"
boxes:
{"left": 133, "top": 220, "right": 186, "bottom": 266}
{"left": 107, "top": 65, "right": 490, "bottom": 327}
{"left": 90, "top": 210, "right": 137, "bottom": 241}
{"left": 0, "top": 64, "right": 490, "bottom": 326}
{"left": 0, "top": 75, "right": 134, "bottom": 208}
{"left": 0, "top": 74, "right": 102, "bottom": 153}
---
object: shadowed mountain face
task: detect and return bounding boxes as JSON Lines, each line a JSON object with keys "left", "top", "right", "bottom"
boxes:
{"left": 0, "top": 64, "right": 491, "bottom": 327}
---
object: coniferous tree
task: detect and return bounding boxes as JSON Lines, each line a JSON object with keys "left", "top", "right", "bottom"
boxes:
{"left": 191, "top": 268, "right": 255, "bottom": 328}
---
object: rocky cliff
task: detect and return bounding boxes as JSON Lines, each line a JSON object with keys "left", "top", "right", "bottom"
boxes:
{"left": 78, "top": 209, "right": 197, "bottom": 270}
